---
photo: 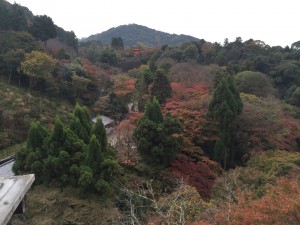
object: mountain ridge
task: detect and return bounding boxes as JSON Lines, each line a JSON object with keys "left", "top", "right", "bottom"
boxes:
{"left": 81, "top": 23, "right": 201, "bottom": 47}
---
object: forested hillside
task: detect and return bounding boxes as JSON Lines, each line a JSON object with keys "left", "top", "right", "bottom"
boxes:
{"left": 81, "top": 24, "right": 200, "bottom": 47}
{"left": 0, "top": 0, "right": 300, "bottom": 224}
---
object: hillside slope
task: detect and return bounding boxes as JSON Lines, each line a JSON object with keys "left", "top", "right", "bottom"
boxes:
{"left": 81, "top": 24, "right": 200, "bottom": 47}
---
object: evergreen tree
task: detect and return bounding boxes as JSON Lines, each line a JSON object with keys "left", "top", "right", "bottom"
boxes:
{"left": 208, "top": 76, "right": 243, "bottom": 169}
{"left": 134, "top": 74, "right": 149, "bottom": 112}
{"left": 111, "top": 36, "right": 124, "bottom": 49}
{"left": 134, "top": 98, "right": 182, "bottom": 166}
{"left": 144, "top": 97, "right": 163, "bottom": 123}
{"left": 9, "top": 3, "right": 28, "bottom": 31}
{"left": 68, "top": 113, "right": 90, "bottom": 144}
{"left": 86, "top": 135, "right": 103, "bottom": 173}
{"left": 108, "top": 92, "right": 128, "bottom": 119}
{"left": 13, "top": 104, "right": 120, "bottom": 195}
{"left": 14, "top": 121, "right": 48, "bottom": 175}
{"left": 91, "top": 117, "right": 108, "bottom": 151}
{"left": 46, "top": 117, "right": 66, "bottom": 156}
{"left": 29, "top": 15, "right": 57, "bottom": 45}
{"left": 150, "top": 69, "right": 172, "bottom": 104}
{"left": 26, "top": 121, "right": 49, "bottom": 150}
{"left": 74, "top": 103, "right": 92, "bottom": 138}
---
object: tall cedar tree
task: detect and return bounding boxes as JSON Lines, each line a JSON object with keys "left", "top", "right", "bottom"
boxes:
{"left": 150, "top": 69, "right": 172, "bottom": 104}
{"left": 91, "top": 117, "right": 108, "bottom": 151}
{"left": 208, "top": 76, "right": 243, "bottom": 169}
{"left": 68, "top": 114, "right": 90, "bottom": 144}
{"left": 74, "top": 103, "right": 92, "bottom": 142}
{"left": 86, "top": 135, "right": 103, "bottom": 173}
{"left": 134, "top": 74, "right": 149, "bottom": 112}
{"left": 134, "top": 97, "right": 182, "bottom": 166}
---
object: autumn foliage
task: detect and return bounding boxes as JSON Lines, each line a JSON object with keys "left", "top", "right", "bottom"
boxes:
{"left": 213, "top": 178, "right": 300, "bottom": 225}
{"left": 170, "top": 155, "right": 221, "bottom": 198}
{"left": 164, "top": 82, "right": 211, "bottom": 153}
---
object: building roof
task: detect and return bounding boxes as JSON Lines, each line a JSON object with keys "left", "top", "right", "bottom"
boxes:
{"left": 91, "top": 115, "right": 114, "bottom": 127}
{"left": 0, "top": 157, "right": 15, "bottom": 177}
{"left": 0, "top": 174, "right": 35, "bottom": 225}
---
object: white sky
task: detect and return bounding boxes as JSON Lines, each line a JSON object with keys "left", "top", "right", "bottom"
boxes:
{"left": 7, "top": 0, "right": 300, "bottom": 47}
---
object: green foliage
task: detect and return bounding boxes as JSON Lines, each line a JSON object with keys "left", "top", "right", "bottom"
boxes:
{"left": 235, "top": 71, "right": 275, "bottom": 97}
{"left": 213, "top": 150, "right": 300, "bottom": 199}
{"left": 107, "top": 92, "right": 128, "bottom": 119}
{"left": 74, "top": 103, "right": 92, "bottom": 138}
{"left": 150, "top": 69, "right": 172, "bottom": 104}
{"left": 208, "top": 75, "right": 243, "bottom": 169}
{"left": 134, "top": 98, "right": 182, "bottom": 166}
{"left": 247, "top": 150, "right": 300, "bottom": 177}
{"left": 13, "top": 104, "right": 120, "bottom": 195}
{"left": 19, "top": 50, "right": 56, "bottom": 89}
{"left": 209, "top": 76, "right": 243, "bottom": 129}
{"left": 45, "top": 117, "right": 65, "bottom": 156}
{"left": 78, "top": 40, "right": 103, "bottom": 63}
{"left": 26, "top": 121, "right": 48, "bottom": 150}
{"left": 29, "top": 15, "right": 57, "bottom": 43}
{"left": 144, "top": 97, "right": 164, "bottom": 123}
{"left": 0, "top": 31, "right": 41, "bottom": 54}
{"left": 91, "top": 117, "right": 108, "bottom": 151}
{"left": 68, "top": 114, "right": 90, "bottom": 144}
{"left": 86, "top": 135, "right": 103, "bottom": 173}
{"left": 271, "top": 60, "right": 300, "bottom": 96}
{"left": 134, "top": 75, "right": 148, "bottom": 112}
{"left": 56, "top": 27, "right": 78, "bottom": 51}
{"left": 213, "top": 140, "right": 226, "bottom": 164}
{"left": 181, "top": 42, "right": 200, "bottom": 62}
{"left": 285, "top": 85, "right": 300, "bottom": 107}
{"left": 79, "top": 165, "right": 94, "bottom": 191}
{"left": 99, "top": 49, "right": 118, "bottom": 66}
{"left": 0, "top": 1, "right": 28, "bottom": 31}
{"left": 111, "top": 36, "right": 124, "bottom": 49}
{"left": 95, "top": 179, "right": 110, "bottom": 194}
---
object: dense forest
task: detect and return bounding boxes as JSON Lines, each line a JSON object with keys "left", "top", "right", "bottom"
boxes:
{"left": 1, "top": 0, "right": 300, "bottom": 224}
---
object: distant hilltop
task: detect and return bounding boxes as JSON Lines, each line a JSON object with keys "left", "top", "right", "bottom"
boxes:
{"left": 80, "top": 24, "right": 201, "bottom": 47}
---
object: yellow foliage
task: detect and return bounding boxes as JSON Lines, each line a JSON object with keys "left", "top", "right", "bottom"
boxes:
{"left": 19, "top": 50, "right": 56, "bottom": 80}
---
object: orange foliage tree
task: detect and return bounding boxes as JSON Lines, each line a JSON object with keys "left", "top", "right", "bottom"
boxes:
{"left": 214, "top": 178, "right": 300, "bottom": 225}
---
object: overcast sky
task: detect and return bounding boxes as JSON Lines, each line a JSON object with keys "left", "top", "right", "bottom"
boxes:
{"left": 7, "top": 0, "right": 300, "bottom": 47}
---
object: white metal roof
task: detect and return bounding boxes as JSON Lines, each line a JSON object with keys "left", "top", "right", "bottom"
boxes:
{"left": 0, "top": 174, "right": 35, "bottom": 225}
{"left": 0, "top": 159, "right": 15, "bottom": 177}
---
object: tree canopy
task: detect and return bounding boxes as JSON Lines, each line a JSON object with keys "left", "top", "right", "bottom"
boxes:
{"left": 29, "top": 15, "right": 57, "bottom": 43}
{"left": 134, "top": 97, "right": 182, "bottom": 166}
{"left": 150, "top": 69, "right": 172, "bottom": 104}
{"left": 208, "top": 75, "right": 243, "bottom": 169}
